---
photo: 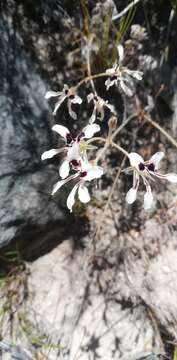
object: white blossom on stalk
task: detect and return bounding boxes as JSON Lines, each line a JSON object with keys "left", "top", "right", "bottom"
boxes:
{"left": 41, "top": 123, "right": 100, "bottom": 179}
{"left": 105, "top": 44, "right": 143, "bottom": 96}
{"left": 87, "top": 93, "right": 115, "bottom": 123}
{"left": 125, "top": 151, "right": 177, "bottom": 210}
{"left": 45, "top": 84, "right": 82, "bottom": 119}
{"left": 52, "top": 160, "right": 104, "bottom": 212}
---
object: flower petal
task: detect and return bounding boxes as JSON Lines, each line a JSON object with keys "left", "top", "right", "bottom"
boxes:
{"left": 83, "top": 124, "right": 100, "bottom": 138}
{"left": 117, "top": 44, "right": 124, "bottom": 64}
{"left": 52, "top": 174, "right": 78, "bottom": 196}
{"left": 89, "top": 107, "right": 97, "bottom": 124}
{"left": 68, "top": 100, "right": 77, "bottom": 120}
{"left": 149, "top": 152, "right": 164, "bottom": 170}
{"left": 52, "top": 179, "right": 67, "bottom": 195}
{"left": 41, "top": 149, "right": 61, "bottom": 160}
{"left": 67, "top": 142, "right": 80, "bottom": 161}
{"left": 105, "top": 78, "right": 116, "bottom": 90}
{"left": 144, "top": 189, "right": 153, "bottom": 210}
{"left": 71, "top": 95, "right": 82, "bottom": 104}
{"left": 83, "top": 166, "right": 103, "bottom": 181}
{"left": 66, "top": 184, "right": 78, "bottom": 212}
{"left": 53, "top": 95, "right": 67, "bottom": 115}
{"left": 126, "top": 70, "right": 143, "bottom": 80}
{"left": 45, "top": 90, "right": 61, "bottom": 99}
{"left": 119, "top": 78, "right": 133, "bottom": 96}
{"left": 126, "top": 187, "right": 137, "bottom": 204}
{"left": 87, "top": 93, "right": 94, "bottom": 103}
{"left": 59, "top": 160, "right": 70, "bottom": 179}
{"left": 52, "top": 124, "right": 70, "bottom": 138}
{"left": 129, "top": 152, "right": 144, "bottom": 168}
{"left": 78, "top": 185, "right": 91, "bottom": 203}
{"left": 165, "top": 173, "right": 177, "bottom": 183}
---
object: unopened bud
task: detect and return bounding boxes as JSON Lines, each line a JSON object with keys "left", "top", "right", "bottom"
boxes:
{"left": 108, "top": 116, "right": 118, "bottom": 131}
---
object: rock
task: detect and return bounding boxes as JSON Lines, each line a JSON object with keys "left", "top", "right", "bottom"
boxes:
{"left": 0, "top": 7, "right": 66, "bottom": 254}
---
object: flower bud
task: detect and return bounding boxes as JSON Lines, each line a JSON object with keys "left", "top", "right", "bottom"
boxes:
{"left": 108, "top": 116, "right": 118, "bottom": 131}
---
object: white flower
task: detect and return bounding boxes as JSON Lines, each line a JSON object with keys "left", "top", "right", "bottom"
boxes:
{"left": 52, "top": 160, "right": 104, "bottom": 212}
{"left": 45, "top": 84, "right": 82, "bottom": 119}
{"left": 87, "top": 93, "right": 115, "bottom": 123}
{"left": 105, "top": 44, "right": 143, "bottom": 96}
{"left": 125, "top": 151, "right": 177, "bottom": 210}
{"left": 41, "top": 123, "right": 101, "bottom": 179}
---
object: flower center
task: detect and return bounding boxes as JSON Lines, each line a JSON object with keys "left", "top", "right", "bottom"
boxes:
{"left": 80, "top": 171, "right": 87, "bottom": 178}
{"left": 139, "top": 162, "right": 145, "bottom": 171}
{"left": 147, "top": 163, "right": 155, "bottom": 172}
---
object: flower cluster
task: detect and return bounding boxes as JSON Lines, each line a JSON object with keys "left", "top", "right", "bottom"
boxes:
{"left": 42, "top": 44, "right": 177, "bottom": 212}
{"left": 41, "top": 122, "right": 103, "bottom": 211}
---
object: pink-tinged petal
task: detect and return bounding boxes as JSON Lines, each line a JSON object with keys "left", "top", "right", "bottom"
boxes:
{"left": 117, "top": 44, "right": 124, "bottom": 64}
{"left": 89, "top": 107, "right": 97, "bottom": 124}
{"left": 68, "top": 100, "right": 77, "bottom": 120}
{"left": 45, "top": 90, "right": 61, "bottom": 99}
{"left": 119, "top": 79, "right": 133, "bottom": 97}
{"left": 144, "top": 189, "right": 153, "bottom": 210}
{"left": 66, "top": 184, "right": 78, "bottom": 212}
{"left": 165, "top": 173, "right": 177, "bottom": 183}
{"left": 41, "top": 149, "right": 61, "bottom": 160}
{"left": 71, "top": 95, "right": 82, "bottom": 104}
{"left": 126, "top": 188, "right": 137, "bottom": 204}
{"left": 149, "top": 152, "right": 164, "bottom": 170}
{"left": 83, "top": 166, "right": 103, "bottom": 181}
{"left": 83, "top": 124, "right": 100, "bottom": 139}
{"left": 78, "top": 185, "right": 91, "bottom": 203}
{"left": 53, "top": 95, "right": 67, "bottom": 115}
{"left": 129, "top": 153, "right": 144, "bottom": 168}
{"left": 52, "top": 124, "right": 70, "bottom": 138}
{"left": 59, "top": 160, "right": 70, "bottom": 179}
{"left": 87, "top": 93, "right": 94, "bottom": 103}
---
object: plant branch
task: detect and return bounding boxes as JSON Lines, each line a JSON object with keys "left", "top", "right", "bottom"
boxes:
{"left": 144, "top": 114, "right": 177, "bottom": 149}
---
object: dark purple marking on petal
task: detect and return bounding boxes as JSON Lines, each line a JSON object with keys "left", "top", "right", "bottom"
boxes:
{"left": 70, "top": 159, "right": 80, "bottom": 167}
{"left": 147, "top": 163, "right": 155, "bottom": 172}
{"left": 139, "top": 163, "right": 145, "bottom": 171}
{"left": 69, "top": 94, "right": 75, "bottom": 100}
{"left": 80, "top": 171, "right": 87, "bottom": 178}
{"left": 111, "top": 75, "right": 117, "bottom": 81}
{"left": 94, "top": 95, "right": 99, "bottom": 101}
{"left": 65, "top": 89, "right": 69, "bottom": 95}
{"left": 77, "top": 132, "right": 85, "bottom": 142}
{"left": 66, "top": 133, "right": 73, "bottom": 144}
